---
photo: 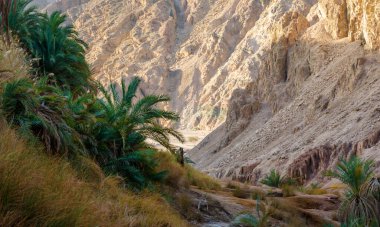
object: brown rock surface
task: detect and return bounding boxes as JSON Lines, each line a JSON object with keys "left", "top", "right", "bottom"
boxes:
{"left": 40, "top": 0, "right": 380, "bottom": 183}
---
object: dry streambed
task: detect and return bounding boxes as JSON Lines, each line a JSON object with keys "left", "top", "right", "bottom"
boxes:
{"left": 182, "top": 181, "right": 341, "bottom": 226}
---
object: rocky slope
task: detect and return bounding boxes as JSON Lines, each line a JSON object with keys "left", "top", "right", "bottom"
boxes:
{"left": 190, "top": 0, "right": 380, "bottom": 183}
{"left": 38, "top": 0, "right": 380, "bottom": 183}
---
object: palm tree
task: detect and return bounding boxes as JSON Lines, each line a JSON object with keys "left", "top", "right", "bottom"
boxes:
{"left": 6, "top": 0, "right": 40, "bottom": 46}
{"left": 326, "top": 156, "right": 379, "bottom": 225}
{"left": 95, "top": 77, "right": 184, "bottom": 158}
{"left": 28, "top": 12, "right": 90, "bottom": 92}
{"left": 1, "top": 78, "right": 83, "bottom": 155}
{"left": 2, "top": 1, "right": 91, "bottom": 92}
{"left": 89, "top": 77, "right": 184, "bottom": 188}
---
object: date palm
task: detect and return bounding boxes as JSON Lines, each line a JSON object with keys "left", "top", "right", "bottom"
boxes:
{"left": 6, "top": 0, "right": 40, "bottom": 46}
{"left": 326, "top": 156, "right": 379, "bottom": 225}
{"left": 1, "top": 78, "right": 83, "bottom": 155}
{"left": 95, "top": 77, "right": 184, "bottom": 159}
{"left": 2, "top": 0, "right": 91, "bottom": 93}
{"left": 28, "top": 12, "right": 90, "bottom": 92}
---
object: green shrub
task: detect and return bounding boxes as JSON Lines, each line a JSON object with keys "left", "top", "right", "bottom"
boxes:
{"left": 260, "top": 169, "right": 297, "bottom": 189}
{"left": 261, "top": 169, "right": 282, "bottom": 188}
{"left": 0, "top": 0, "right": 185, "bottom": 191}
{"left": 1, "top": 78, "right": 82, "bottom": 155}
{"left": 104, "top": 150, "right": 167, "bottom": 190}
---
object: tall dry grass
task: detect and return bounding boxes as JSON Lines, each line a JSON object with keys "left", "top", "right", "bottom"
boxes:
{"left": 0, "top": 121, "right": 188, "bottom": 226}
{"left": 185, "top": 165, "right": 221, "bottom": 190}
{"left": 0, "top": 37, "right": 29, "bottom": 85}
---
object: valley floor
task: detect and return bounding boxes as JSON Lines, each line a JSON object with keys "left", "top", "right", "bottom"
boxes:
{"left": 184, "top": 180, "right": 341, "bottom": 226}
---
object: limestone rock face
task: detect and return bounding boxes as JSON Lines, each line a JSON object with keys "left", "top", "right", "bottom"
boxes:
{"left": 318, "top": 0, "right": 348, "bottom": 39}
{"left": 46, "top": 0, "right": 380, "bottom": 182}
{"left": 347, "top": 0, "right": 380, "bottom": 49}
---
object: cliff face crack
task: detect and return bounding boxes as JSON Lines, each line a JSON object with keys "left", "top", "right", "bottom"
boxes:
{"left": 173, "top": 0, "right": 185, "bottom": 30}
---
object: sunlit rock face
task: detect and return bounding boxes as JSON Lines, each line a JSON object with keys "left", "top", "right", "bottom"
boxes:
{"left": 41, "top": 0, "right": 380, "bottom": 183}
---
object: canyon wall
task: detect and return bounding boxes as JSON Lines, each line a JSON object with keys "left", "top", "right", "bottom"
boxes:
{"left": 190, "top": 0, "right": 380, "bottom": 183}
{"left": 42, "top": 0, "right": 380, "bottom": 183}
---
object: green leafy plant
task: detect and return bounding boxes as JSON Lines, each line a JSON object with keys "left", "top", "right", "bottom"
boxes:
{"left": 104, "top": 150, "right": 167, "bottom": 189}
{"left": 94, "top": 77, "right": 184, "bottom": 157}
{"left": 260, "top": 169, "right": 296, "bottom": 188}
{"left": 326, "top": 156, "right": 379, "bottom": 225}
{"left": 0, "top": 78, "right": 82, "bottom": 155}
{"left": 261, "top": 169, "right": 282, "bottom": 187}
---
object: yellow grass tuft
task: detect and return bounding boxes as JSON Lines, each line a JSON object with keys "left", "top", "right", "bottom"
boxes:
{"left": 0, "top": 37, "right": 29, "bottom": 86}
{"left": 185, "top": 165, "right": 221, "bottom": 190}
{"left": 155, "top": 151, "right": 190, "bottom": 188}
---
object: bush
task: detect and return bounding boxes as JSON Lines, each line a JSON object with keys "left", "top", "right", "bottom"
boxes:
{"left": 1, "top": 78, "right": 82, "bottom": 155}
{"left": 280, "top": 184, "right": 296, "bottom": 197}
{"left": 233, "top": 186, "right": 251, "bottom": 199}
{"left": 155, "top": 151, "right": 189, "bottom": 188}
{"left": 177, "top": 193, "right": 192, "bottom": 213}
{"left": 0, "top": 37, "right": 29, "bottom": 85}
{"left": 226, "top": 181, "right": 241, "bottom": 190}
{"left": 261, "top": 169, "right": 297, "bottom": 189}
{"left": 261, "top": 169, "right": 282, "bottom": 188}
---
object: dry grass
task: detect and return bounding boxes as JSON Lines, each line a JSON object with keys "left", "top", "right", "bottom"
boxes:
{"left": 155, "top": 151, "right": 190, "bottom": 189}
{"left": 187, "top": 136, "right": 199, "bottom": 142}
{"left": 226, "top": 181, "right": 240, "bottom": 190}
{"left": 232, "top": 186, "right": 251, "bottom": 199}
{"left": 304, "top": 187, "right": 328, "bottom": 195}
{"left": 176, "top": 193, "right": 192, "bottom": 213}
{"left": 156, "top": 151, "right": 221, "bottom": 190}
{"left": 185, "top": 165, "right": 221, "bottom": 190}
{"left": 0, "top": 37, "right": 29, "bottom": 86}
{"left": 281, "top": 185, "right": 297, "bottom": 197}
{"left": 0, "top": 122, "right": 188, "bottom": 227}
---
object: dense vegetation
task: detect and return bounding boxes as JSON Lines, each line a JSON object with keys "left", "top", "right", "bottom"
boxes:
{"left": 0, "top": 123, "right": 189, "bottom": 226}
{"left": 1, "top": 0, "right": 380, "bottom": 226}
{"left": 0, "top": 0, "right": 184, "bottom": 190}
{"left": 0, "top": 0, "right": 222, "bottom": 225}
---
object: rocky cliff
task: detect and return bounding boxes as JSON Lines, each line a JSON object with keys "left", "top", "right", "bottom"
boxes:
{"left": 40, "top": 0, "right": 380, "bottom": 183}
{"left": 190, "top": 0, "right": 380, "bottom": 184}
